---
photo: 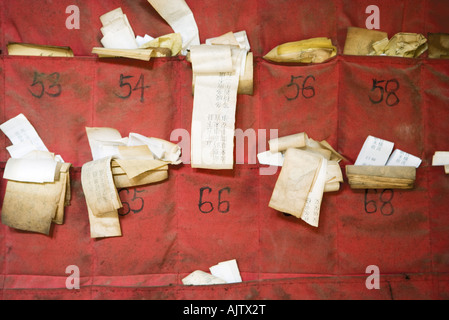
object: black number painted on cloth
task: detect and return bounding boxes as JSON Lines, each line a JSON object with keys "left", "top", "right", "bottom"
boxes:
{"left": 369, "top": 79, "right": 400, "bottom": 107}
{"left": 118, "top": 188, "right": 145, "bottom": 216}
{"left": 114, "top": 73, "right": 150, "bottom": 102}
{"left": 364, "top": 189, "right": 395, "bottom": 216}
{"left": 28, "top": 72, "right": 62, "bottom": 98}
{"left": 199, "top": 187, "right": 231, "bottom": 214}
{"left": 284, "top": 75, "right": 316, "bottom": 100}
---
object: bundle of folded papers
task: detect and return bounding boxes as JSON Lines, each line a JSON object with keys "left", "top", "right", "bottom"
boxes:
{"left": 81, "top": 127, "right": 181, "bottom": 238}
{"left": 0, "top": 114, "right": 71, "bottom": 235}
{"left": 346, "top": 135, "right": 421, "bottom": 189}
{"left": 259, "top": 132, "right": 344, "bottom": 227}
{"left": 92, "top": 0, "right": 200, "bottom": 60}
{"left": 432, "top": 151, "right": 449, "bottom": 174}
{"left": 264, "top": 37, "right": 337, "bottom": 63}
{"left": 344, "top": 27, "right": 428, "bottom": 58}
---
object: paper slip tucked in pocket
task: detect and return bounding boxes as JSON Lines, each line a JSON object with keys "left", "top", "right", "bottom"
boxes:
{"left": 428, "top": 33, "right": 449, "bottom": 59}
{"left": 1, "top": 163, "right": 72, "bottom": 235}
{"left": 209, "top": 259, "right": 242, "bottom": 284}
{"left": 343, "top": 27, "right": 388, "bottom": 56}
{"left": 386, "top": 149, "right": 422, "bottom": 168}
{"left": 7, "top": 43, "right": 74, "bottom": 57}
{"left": 269, "top": 149, "right": 323, "bottom": 221}
{"left": 346, "top": 165, "right": 416, "bottom": 189}
{"left": 355, "top": 136, "right": 394, "bottom": 166}
{"left": 182, "top": 270, "right": 227, "bottom": 286}
{"left": 264, "top": 37, "right": 337, "bottom": 63}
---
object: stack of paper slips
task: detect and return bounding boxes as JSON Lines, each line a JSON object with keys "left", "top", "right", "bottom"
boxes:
{"left": 82, "top": 127, "right": 181, "bottom": 238}
{"left": 0, "top": 114, "right": 71, "bottom": 235}
{"left": 262, "top": 132, "right": 344, "bottom": 227}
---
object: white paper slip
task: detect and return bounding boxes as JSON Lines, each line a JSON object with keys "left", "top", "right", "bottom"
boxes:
{"left": 386, "top": 149, "right": 422, "bottom": 168}
{"left": 432, "top": 151, "right": 449, "bottom": 166}
{"left": 209, "top": 259, "right": 242, "bottom": 284}
{"left": 3, "top": 158, "right": 58, "bottom": 183}
{"left": 182, "top": 270, "right": 227, "bottom": 286}
{"left": 257, "top": 150, "right": 284, "bottom": 167}
{"left": 355, "top": 135, "right": 394, "bottom": 166}
{"left": 0, "top": 114, "right": 48, "bottom": 152}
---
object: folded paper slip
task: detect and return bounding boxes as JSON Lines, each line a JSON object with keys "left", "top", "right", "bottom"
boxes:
{"left": 7, "top": 43, "right": 74, "bottom": 57}
{"left": 1, "top": 163, "right": 72, "bottom": 235}
{"left": 264, "top": 37, "right": 337, "bottom": 63}
{"left": 269, "top": 148, "right": 326, "bottom": 225}
{"left": 346, "top": 165, "right": 416, "bottom": 189}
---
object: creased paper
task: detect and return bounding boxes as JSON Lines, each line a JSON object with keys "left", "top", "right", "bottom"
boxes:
{"left": 182, "top": 270, "right": 227, "bottom": 286}
{"left": 1, "top": 163, "right": 72, "bottom": 234}
{"left": 355, "top": 135, "right": 394, "bottom": 166}
{"left": 147, "top": 0, "right": 200, "bottom": 55}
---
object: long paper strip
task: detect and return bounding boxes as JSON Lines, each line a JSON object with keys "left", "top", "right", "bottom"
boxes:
{"left": 190, "top": 45, "right": 244, "bottom": 169}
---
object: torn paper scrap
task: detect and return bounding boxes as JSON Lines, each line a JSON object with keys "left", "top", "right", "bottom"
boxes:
{"left": 264, "top": 37, "right": 337, "bottom": 63}
{"left": 182, "top": 270, "right": 227, "bottom": 286}
{"left": 386, "top": 149, "right": 422, "bottom": 168}
{"left": 147, "top": 0, "right": 200, "bottom": 55}
{"left": 354, "top": 136, "right": 394, "bottom": 166}
{"left": 209, "top": 259, "right": 242, "bottom": 284}
{"left": 85, "top": 127, "right": 126, "bottom": 160}
{"left": 92, "top": 47, "right": 154, "bottom": 61}
{"left": 301, "top": 156, "right": 327, "bottom": 227}
{"left": 0, "top": 113, "right": 49, "bottom": 154}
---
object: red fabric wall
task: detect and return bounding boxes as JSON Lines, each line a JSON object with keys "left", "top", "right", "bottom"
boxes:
{"left": 0, "top": 0, "right": 448, "bottom": 300}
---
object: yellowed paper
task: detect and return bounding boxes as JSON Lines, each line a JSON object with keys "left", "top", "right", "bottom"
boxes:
{"left": 343, "top": 27, "right": 388, "bottom": 56}
{"left": 346, "top": 165, "right": 416, "bottom": 189}
{"left": 428, "top": 33, "right": 449, "bottom": 59}
{"left": 1, "top": 163, "right": 71, "bottom": 234}
{"left": 268, "top": 132, "right": 307, "bottom": 153}
{"left": 147, "top": 0, "right": 200, "bottom": 55}
{"left": 264, "top": 37, "right": 337, "bottom": 63}
{"left": 92, "top": 47, "right": 153, "bottom": 61}
{"left": 81, "top": 157, "right": 122, "bottom": 216}
{"left": 7, "top": 43, "right": 74, "bottom": 57}
{"left": 445, "top": 165, "right": 449, "bottom": 174}
{"left": 114, "top": 158, "right": 168, "bottom": 179}
{"left": 113, "top": 168, "right": 168, "bottom": 188}
{"left": 87, "top": 206, "right": 122, "bottom": 239}
{"left": 269, "top": 148, "right": 322, "bottom": 218}
{"left": 382, "top": 33, "right": 427, "bottom": 58}
{"left": 140, "top": 33, "right": 182, "bottom": 56}
{"left": 117, "top": 145, "right": 154, "bottom": 160}
{"left": 99, "top": 8, "right": 138, "bottom": 49}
